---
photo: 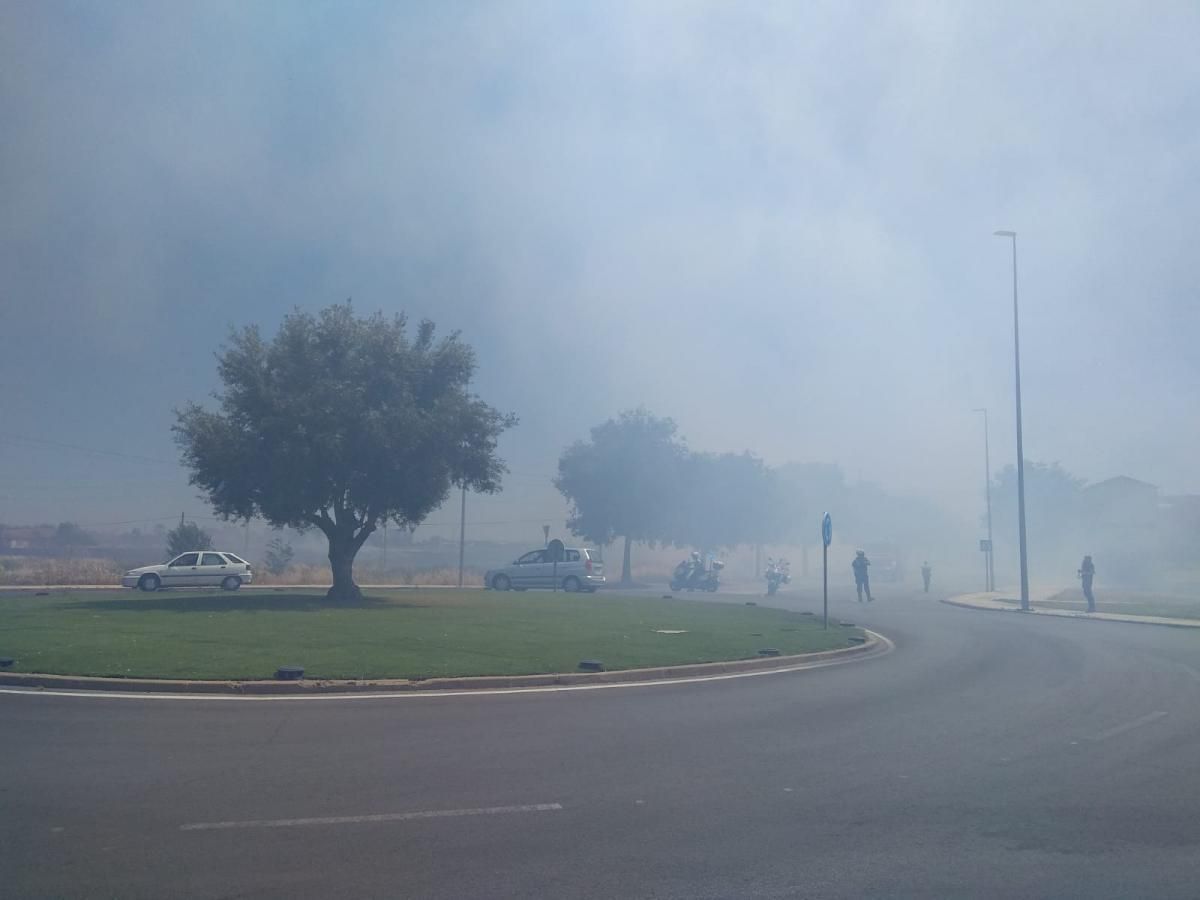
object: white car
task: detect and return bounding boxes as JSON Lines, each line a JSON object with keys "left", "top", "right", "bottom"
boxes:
{"left": 485, "top": 547, "right": 605, "bottom": 592}
{"left": 122, "top": 551, "right": 254, "bottom": 592}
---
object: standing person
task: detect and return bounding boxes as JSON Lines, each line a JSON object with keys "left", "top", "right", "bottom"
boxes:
{"left": 852, "top": 549, "right": 872, "bottom": 602}
{"left": 1079, "top": 555, "right": 1096, "bottom": 613}
{"left": 921, "top": 561, "right": 932, "bottom": 593}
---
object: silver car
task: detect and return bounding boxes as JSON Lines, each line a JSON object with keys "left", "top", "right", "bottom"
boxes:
{"left": 485, "top": 547, "right": 605, "bottom": 592}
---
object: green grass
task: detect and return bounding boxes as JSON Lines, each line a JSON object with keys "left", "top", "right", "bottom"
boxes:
{"left": 0, "top": 589, "right": 861, "bottom": 680}
{"left": 1037, "top": 589, "right": 1200, "bottom": 620}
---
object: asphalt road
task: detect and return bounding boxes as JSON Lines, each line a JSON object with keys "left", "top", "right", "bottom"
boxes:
{"left": 4, "top": 583, "right": 1200, "bottom": 899}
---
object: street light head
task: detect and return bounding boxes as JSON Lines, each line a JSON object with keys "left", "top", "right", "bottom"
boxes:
{"left": 971, "top": 407, "right": 986, "bottom": 413}
{"left": 994, "top": 230, "right": 1016, "bottom": 237}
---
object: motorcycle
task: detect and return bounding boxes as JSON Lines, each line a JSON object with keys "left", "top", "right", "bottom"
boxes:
{"left": 765, "top": 557, "right": 791, "bottom": 596}
{"left": 670, "top": 558, "right": 695, "bottom": 591}
{"left": 671, "top": 556, "right": 724, "bottom": 592}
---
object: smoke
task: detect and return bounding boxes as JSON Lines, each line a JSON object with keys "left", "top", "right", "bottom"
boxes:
{"left": 2, "top": 1, "right": 1199, "bottom": 557}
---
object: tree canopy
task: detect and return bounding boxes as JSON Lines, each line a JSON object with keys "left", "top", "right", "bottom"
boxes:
{"left": 555, "top": 409, "right": 687, "bottom": 583}
{"left": 166, "top": 520, "right": 212, "bottom": 559}
{"left": 991, "top": 460, "right": 1087, "bottom": 574}
{"left": 671, "top": 451, "right": 783, "bottom": 552}
{"left": 174, "top": 303, "right": 515, "bottom": 600}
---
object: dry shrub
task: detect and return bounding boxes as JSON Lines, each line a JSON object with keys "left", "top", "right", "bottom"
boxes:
{"left": 0, "top": 556, "right": 126, "bottom": 586}
{"left": 253, "top": 564, "right": 331, "bottom": 586}
{"left": 254, "top": 563, "right": 484, "bottom": 587}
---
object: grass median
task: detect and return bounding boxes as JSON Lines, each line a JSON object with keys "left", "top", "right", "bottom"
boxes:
{"left": 1037, "top": 589, "right": 1200, "bottom": 621}
{"left": 0, "top": 588, "right": 862, "bottom": 681}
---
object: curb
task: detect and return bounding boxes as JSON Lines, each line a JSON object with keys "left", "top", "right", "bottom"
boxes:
{"left": 0, "top": 632, "right": 885, "bottom": 695}
{"left": 942, "top": 592, "right": 1200, "bottom": 629}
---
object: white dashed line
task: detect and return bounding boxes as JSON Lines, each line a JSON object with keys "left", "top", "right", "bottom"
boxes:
{"left": 1090, "top": 711, "right": 1168, "bottom": 742}
{"left": 181, "top": 802, "right": 563, "bottom": 831}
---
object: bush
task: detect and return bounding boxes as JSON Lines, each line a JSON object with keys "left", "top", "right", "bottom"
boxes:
{"left": 264, "top": 537, "right": 295, "bottom": 575}
{"left": 0, "top": 556, "right": 125, "bottom": 586}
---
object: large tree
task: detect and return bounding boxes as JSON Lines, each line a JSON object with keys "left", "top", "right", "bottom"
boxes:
{"left": 174, "top": 303, "right": 515, "bottom": 601}
{"left": 671, "top": 451, "right": 783, "bottom": 552}
{"left": 555, "top": 409, "right": 687, "bottom": 584}
{"left": 991, "top": 459, "right": 1086, "bottom": 574}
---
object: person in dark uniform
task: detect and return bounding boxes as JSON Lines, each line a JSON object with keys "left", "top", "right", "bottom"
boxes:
{"left": 921, "top": 561, "right": 932, "bottom": 593}
{"left": 1079, "top": 555, "right": 1096, "bottom": 613}
{"left": 852, "top": 549, "right": 872, "bottom": 602}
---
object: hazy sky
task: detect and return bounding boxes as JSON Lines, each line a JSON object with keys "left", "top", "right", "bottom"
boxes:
{"left": 3, "top": 0, "right": 1199, "bottom": 541}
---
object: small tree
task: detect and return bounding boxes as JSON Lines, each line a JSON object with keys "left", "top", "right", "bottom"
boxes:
{"left": 555, "top": 409, "right": 686, "bottom": 584}
{"left": 174, "top": 303, "right": 515, "bottom": 601}
{"left": 54, "top": 522, "right": 95, "bottom": 556}
{"left": 166, "top": 521, "right": 213, "bottom": 559}
{"left": 264, "top": 536, "right": 295, "bottom": 576}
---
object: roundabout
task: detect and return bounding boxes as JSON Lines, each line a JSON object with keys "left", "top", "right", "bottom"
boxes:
{"left": 5, "top": 584, "right": 1200, "bottom": 899}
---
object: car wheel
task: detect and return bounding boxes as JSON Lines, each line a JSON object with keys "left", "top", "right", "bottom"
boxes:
{"left": 221, "top": 576, "right": 242, "bottom": 591}
{"left": 138, "top": 573, "right": 160, "bottom": 592}
{"left": 492, "top": 574, "right": 511, "bottom": 591}
{"left": 563, "top": 576, "right": 581, "bottom": 593}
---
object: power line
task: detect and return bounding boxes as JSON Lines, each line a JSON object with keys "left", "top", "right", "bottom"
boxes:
{"left": 0, "top": 433, "right": 178, "bottom": 466}
{"left": 417, "top": 516, "right": 566, "bottom": 528}
{"left": 0, "top": 433, "right": 555, "bottom": 482}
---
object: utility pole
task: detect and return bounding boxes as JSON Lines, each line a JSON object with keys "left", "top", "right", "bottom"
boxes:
{"left": 973, "top": 407, "right": 995, "bottom": 591}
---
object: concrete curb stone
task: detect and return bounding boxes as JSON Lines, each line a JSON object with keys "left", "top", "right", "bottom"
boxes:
{"left": 942, "top": 592, "right": 1200, "bottom": 629}
{"left": 0, "top": 631, "right": 884, "bottom": 695}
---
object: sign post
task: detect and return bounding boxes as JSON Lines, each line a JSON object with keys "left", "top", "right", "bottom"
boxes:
{"left": 822, "top": 513, "right": 833, "bottom": 630}
{"left": 547, "top": 538, "right": 565, "bottom": 593}
{"left": 979, "top": 539, "right": 992, "bottom": 592}
{"left": 543, "top": 525, "right": 551, "bottom": 548}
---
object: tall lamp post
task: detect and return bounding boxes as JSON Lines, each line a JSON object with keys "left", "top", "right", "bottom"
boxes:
{"left": 457, "top": 383, "right": 471, "bottom": 590}
{"left": 994, "top": 230, "right": 1030, "bottom": 611}
{"left": 972, "top": 407, "right": 995, "bottom": 592}
{"left": 457, "top": 481, "right": 466, "bottom": 588}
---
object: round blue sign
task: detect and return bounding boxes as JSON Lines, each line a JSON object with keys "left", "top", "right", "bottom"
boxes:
{"left": 822, "top": 512, "right": 833, "bottom": 547}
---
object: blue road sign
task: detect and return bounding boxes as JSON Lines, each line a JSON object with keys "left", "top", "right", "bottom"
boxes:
{"left": 822, "top": 512, "right": 833, "bottom": 547}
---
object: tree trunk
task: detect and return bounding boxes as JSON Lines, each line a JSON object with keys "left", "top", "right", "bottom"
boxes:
{"left": 326, "top": 534, "right": 363, "bottom": 603}
{"left": 621, "top": 534, "right": 632, "bottom": 585}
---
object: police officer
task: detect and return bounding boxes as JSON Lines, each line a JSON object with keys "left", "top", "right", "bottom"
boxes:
{"left": 1079, "top": 555, "right": 1096, "bottom": 613}
{"left": 852, "top": 549, "right": 872, "bottom": 602}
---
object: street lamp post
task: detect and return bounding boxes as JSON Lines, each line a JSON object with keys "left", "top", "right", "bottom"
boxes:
{"left": 972, "top": 407, "right": 995, "bottom": 592}
{"left": 458, "top": 384, "right": 470, "bottom": 590}
{"left": 994, "top": 230, "right": 1030, "bottom": 611}
{"left": 457, "top": 482, "right": 466, "bottom": 589}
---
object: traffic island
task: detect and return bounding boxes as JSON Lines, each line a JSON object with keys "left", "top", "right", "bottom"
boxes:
{"left": 0, "top": 588, "right": 880, "bottom": 692}
{"left": 0, "top": 632, "right": 888, "bottom": 695}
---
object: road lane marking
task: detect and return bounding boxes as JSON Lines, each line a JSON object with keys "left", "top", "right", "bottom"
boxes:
{"left": 1090, "top": 711, "right": 1168, "bottom": 742}
{"left": 181, "top": 802, "right": 563, "bottom": 831}
{"left": 0, "top": 631, "right": 892, "bottom": 703}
